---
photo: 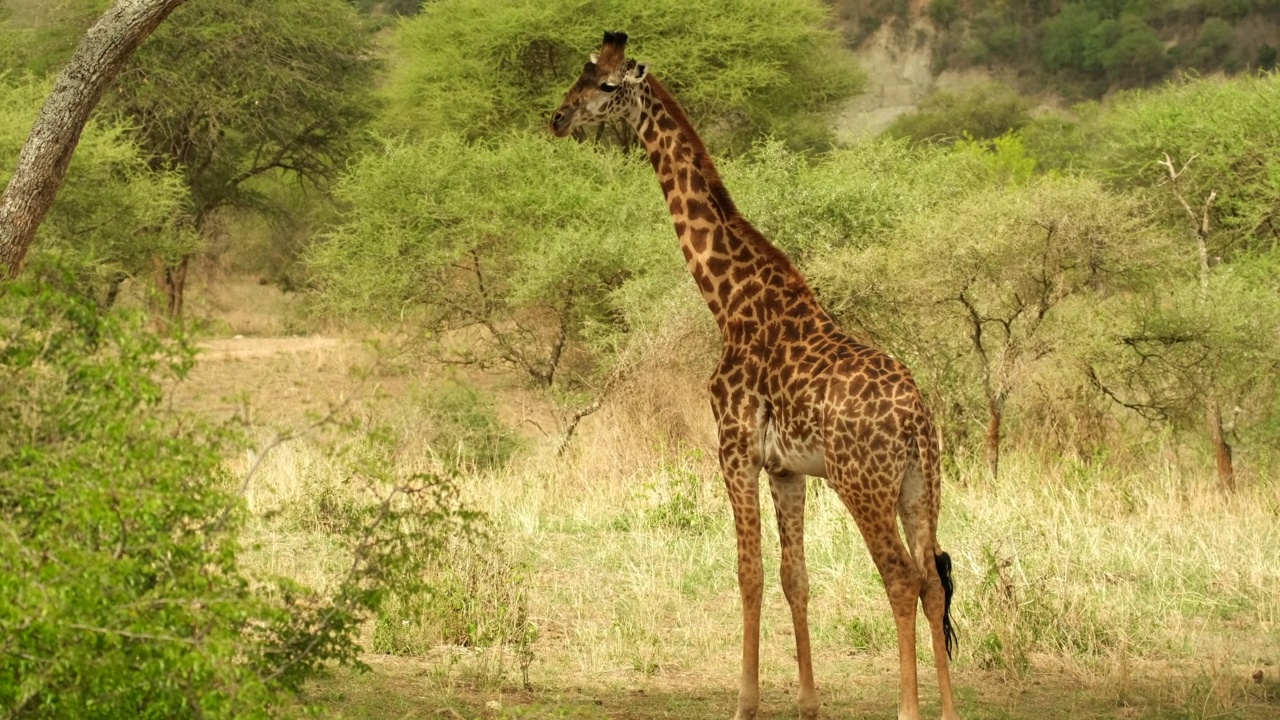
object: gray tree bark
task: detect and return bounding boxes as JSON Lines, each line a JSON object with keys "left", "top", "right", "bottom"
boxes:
{"left": 0, "top": 0, "right": 187, "bottom": 279}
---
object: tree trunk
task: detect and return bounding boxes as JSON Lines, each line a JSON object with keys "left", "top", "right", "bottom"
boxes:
{"left": 152, "top": 254, "right": 189, "bottom": 326}
{"left": 0, "top": 0, "right": 188, "bottom": 279}
{"left": 1206, "top": 401, "right": 1235, "bottom": 492}
{"left": 985, "top": 397, "right": 1004, "bottom": 480}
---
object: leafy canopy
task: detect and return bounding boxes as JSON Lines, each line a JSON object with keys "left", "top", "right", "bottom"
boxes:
{"left": 1086, "top": 73, "right": 1280, "bottom": 257}
{"left": 381, "top": 0, "right": 864, "bottom": 152}
{"left": 306, "top": 133, "right": 677, "bottom": 389}
{"left": 0, "top": 78, "right": 194, "bottom": 301}
{"left": 110, "top": 0, "right": 382, "bottom": 223}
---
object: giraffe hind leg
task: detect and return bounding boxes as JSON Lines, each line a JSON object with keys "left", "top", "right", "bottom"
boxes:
{"left": 898, "top": 453, "right": 961, "bottom": 719}
{"left": 769, "top": 473, "right": 819, "bottom": 719}
{"left": 831, "top": 469, "right": 923, "bottom": 720}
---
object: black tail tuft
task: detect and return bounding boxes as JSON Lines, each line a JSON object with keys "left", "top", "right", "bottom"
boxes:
{"left": 935, "top": 551, "right": 957, "bottom": 660}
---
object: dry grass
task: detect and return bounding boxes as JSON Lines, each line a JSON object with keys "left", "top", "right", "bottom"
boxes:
{"left": 171, "top": 279, "right": 1280, "bottom": 719}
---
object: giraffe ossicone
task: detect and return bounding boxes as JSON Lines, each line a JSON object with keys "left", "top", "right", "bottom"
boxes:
{"left": 551, "top": 31, "right": 962, "bottom": 720}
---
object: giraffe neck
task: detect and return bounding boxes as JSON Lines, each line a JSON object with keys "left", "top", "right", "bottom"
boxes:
{"left": 629, "top": 76, "right": 811, "bottom": 333}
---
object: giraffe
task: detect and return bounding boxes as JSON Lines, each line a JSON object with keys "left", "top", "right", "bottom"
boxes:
{"left": 551, "top": 32, "right": 960, "bottom": 720}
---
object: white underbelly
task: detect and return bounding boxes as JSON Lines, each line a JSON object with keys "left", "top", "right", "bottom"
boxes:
{"left": 762, "top": 421, "right": 827, "bottom": 479}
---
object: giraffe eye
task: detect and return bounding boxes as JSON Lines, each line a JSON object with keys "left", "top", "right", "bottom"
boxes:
{"left": 600, "top": 82, "right": 619, "bottom": 93}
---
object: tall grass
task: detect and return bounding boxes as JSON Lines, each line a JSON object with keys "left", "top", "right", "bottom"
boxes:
{"left": 194, "top": 339, "right": 1279, "bottom": 711}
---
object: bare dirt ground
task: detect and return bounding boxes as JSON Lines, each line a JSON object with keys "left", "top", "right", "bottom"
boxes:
{"left": 306, "top": 652, "right": 1280, "bottom": 720}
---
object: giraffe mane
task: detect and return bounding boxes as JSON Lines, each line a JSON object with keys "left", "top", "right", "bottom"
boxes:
{"left": 645, "top": 75, "right": 811, "bottom": 291}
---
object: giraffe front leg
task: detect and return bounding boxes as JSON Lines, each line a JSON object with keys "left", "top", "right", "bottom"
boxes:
{"left": 731, "top": 499, "right": 763, "bottom": 720}
{"left": 770, "top": 473, "right": 820, "bottom": 720}
{"left": 719, "top": 425, "right": 764, "bottom": 720}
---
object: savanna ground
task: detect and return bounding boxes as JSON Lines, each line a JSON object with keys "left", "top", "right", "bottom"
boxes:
{"left": 178, "top": 277, "right": 1280, "bottom": 720}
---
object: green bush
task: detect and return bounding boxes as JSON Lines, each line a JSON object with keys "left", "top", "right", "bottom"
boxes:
{"left": 0, "top": 278, "right": 473, "bottom": 716}
{"left": 927, "top": 0, "right": 961, "bottom": 27}
{"left": 882, "top": 83, "right": 1032, "bottom": 145}
{"left": 373, "top": 534, "right": 536, "bottom": 687}
{"left": 306, "top": 133, "right": 677, "bottom": 390}
{"left": 1094, "top": 15, "right": 1169, "bottom": 85}
{"left": 423, "top": 379, "right": 522, "bottom": 471}
{"left": 1184, "top": 17, "right": 1236, "bottom": 71}
{"left": 1085, "top": 73, "right": 1280, "bottom": 257}
{"left": 1040, "top": 3, "right": 1104, "bottom": 73}
{"left": 0, "top": 279, "right": 278, "bottom": 716}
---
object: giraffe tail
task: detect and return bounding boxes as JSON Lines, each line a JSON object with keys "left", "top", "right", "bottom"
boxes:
{"left": 934, "top": 550, "right": 957, "bottom": 660}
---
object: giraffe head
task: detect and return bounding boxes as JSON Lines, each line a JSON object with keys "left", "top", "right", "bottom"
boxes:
{"left": 550, "top": 31, "right": 648, "bottom": 137}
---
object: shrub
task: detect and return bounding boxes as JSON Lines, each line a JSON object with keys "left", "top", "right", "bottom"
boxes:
{"left": 1085, "top": 73, "right": 1280, "bottom": 257}
{"left": 306, "top": 133, "right": 677, "bottom": 391}
{"left": 0, "top": 279, "right": 277, "bottom": 716}
{"left": 927, "top": 0, "right": 961, "bottom": 28}
{"left": 0, "top": 277, "right": 473, "bottom": 716}
{"left": 1185, "top": 17, "right": 1236, "bottom": 71}
{"left": 1040, "top": 3, "right": 1104, "bottom": 73}
{"left": 883, "top": 83, "right": 1032, "bottom": 145}
{"left": 372, "top": 534, "right": 536, "bottom": 688}
{"left": 423, "top": 379, "right": 522, "bottom": 472}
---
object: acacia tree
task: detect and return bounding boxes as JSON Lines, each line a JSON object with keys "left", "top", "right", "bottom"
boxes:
{"left": 106, "top": 0, "right": 379, "bottom": 319}
{"left": 0, "top": 0, "right": 186, "bottom": 279}
{"left": 827, "top": 175, "right": 1173, "bottom": 477}
{"left": 1081, "top": 75, "right": 1280, "bottom": 489}
{"left": 1, "top": 79, "right": 195, "bottom": 305}
{"left": 381, "top": 0, "right": 864, "bottom": 153}
{"left": 308, "top": 134, "right": 675, "bottom": 396}
{"left": 1085, "top": 156, "right": 1280, "bottom": 491}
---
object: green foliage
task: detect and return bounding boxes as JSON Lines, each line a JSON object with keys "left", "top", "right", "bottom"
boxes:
{"left": 1183, "top": 17, "right": 1237, "bottom": 71}
{"left": 1086, "top": 73, "right": 1280, "bottom": 257}
{"left": 0, "top": 279, "right": 475, "bottom": 716}
{"left": 0, "top": 0, "right": 106, "bottom": 76}
{"left": 927, "top": 0, "right": 961, "bottom": 27}
{"left": 818, "top": 175, "right": 1176, "bottom": 458}
{"left": 421, "top": 379, "right": 522, "bottom": 471}
{"left": 0, "top": 280, "right": 270, "bottom": 716}
{"left": 722, "top": 138, "right": 990, "bottom": 265}
{"left": 0, "top": 78, "right": 195, "bottom": 302}
{"left": 380, "top": 0, "right": 864, "bottom": 152}
{"left": 348, "top": 0, "right": 420, "bottom": 15}
{"left": 883, "top": 83, "right": 1032, "bottom": 145}
{"left": 969, "top": 8, "right": 1024, "bottom": 62}
{"left": 1088, "top": 250, "right": 1280, "bottom": 447}
{"left": 110, "top": 0, "right": 381, "bottom": 225}
{"left": 307, "top": 133, "right": 676, "bottom": 389}
{"left": 953, "top": 132, "right": 1038, "bottom": 186}
{"left": 1094, "top": 15, "right": 1170, "bottom": 84}
{"left": 1039, "top": 3, "right": 1104, "bottom": 72}
{"left": 1040, "top": 7, "right": 1168, "bottom": 84}
{"left": 1019, "top": 103, "right": 1100, "bottom": 174}
{"left": 638, "top": 450, "right": 719, "bottom": 533}
{"left": 1258, "top": 44, "right": 1279, "bottom": 70}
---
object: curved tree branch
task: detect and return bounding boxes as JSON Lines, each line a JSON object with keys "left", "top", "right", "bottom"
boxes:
{"left": 0, "top": 0, "right": 188, "bottom": 279}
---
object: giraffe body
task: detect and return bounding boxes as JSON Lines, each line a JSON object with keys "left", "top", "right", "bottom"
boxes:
{"left": 552, "top": 32, "right": 960, "bottom": 720}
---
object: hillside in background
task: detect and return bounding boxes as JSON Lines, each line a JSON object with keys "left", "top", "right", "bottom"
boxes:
{"left": 831, "top": 0, "right": 1279, "bottom": 86}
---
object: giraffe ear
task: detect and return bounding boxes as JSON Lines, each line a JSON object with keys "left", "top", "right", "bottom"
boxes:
{"left": 628, "top": 62, "right": 649, "bottom": 83}
{"left": 589, "top": 53, "right": 599, "bottom": 64}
